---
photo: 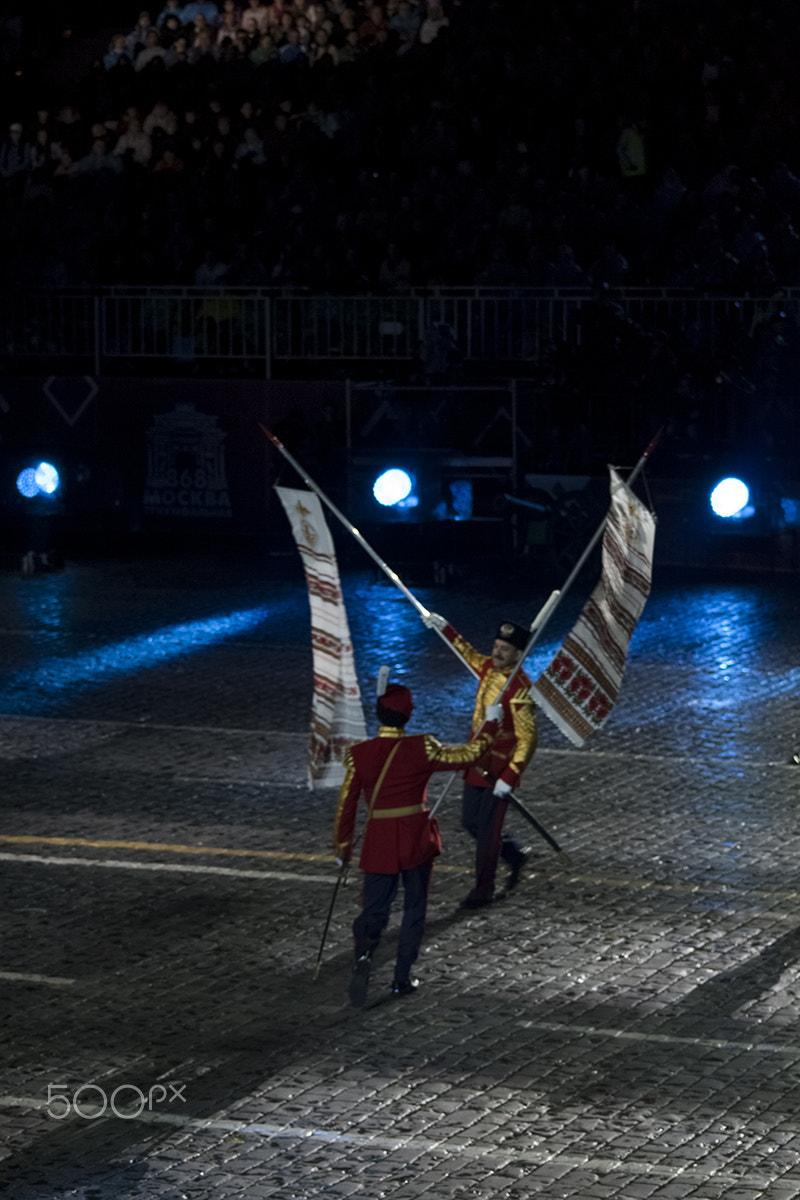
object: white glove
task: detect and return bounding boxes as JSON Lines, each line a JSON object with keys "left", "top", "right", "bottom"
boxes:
{"left": 421, "top": 610, "right": 447, "bottom": 631}
{"left": 485, "top": 704, "right": 503, "bottom": 722}
{"left": 493, "top": 778, "right": 513, "bottom": 797}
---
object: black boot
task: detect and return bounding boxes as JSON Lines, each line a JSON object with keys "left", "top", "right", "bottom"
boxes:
{"left": 391, "top": 978, "right": 420, "bottom": 997}
{"left": 506, "top": 850, "right": 529, "bottom": 891}
{"left": 348, "top": 953, "right": 371, "bottom": 1007}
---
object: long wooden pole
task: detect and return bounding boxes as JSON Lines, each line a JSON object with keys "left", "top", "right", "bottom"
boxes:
{"left": 489, "top": 427, "right": 664, "bottom": 705}
{"left": 260, "top": 423, "right": 479, "bottom": 678}
{"left": 428, "top": 428, "right": 663, "bottom": 837}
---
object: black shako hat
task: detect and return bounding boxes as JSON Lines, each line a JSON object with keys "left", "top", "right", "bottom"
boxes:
{"left": 495, "top": 621, "right": 529, "bottom": 652}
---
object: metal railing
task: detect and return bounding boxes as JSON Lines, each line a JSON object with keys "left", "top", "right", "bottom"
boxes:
{"left": 1, "top": 286, "right": 797, "bottom": 376}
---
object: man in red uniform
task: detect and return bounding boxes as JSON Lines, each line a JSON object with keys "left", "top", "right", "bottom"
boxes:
{"left": 422, "top": 614, "right": 538, "bottom": 908}
{"left": 333, "top": 682, "right": 501, "bottom": 1007}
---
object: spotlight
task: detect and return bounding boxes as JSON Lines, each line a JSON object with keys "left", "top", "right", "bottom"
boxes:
{"left": 373, "top": 468, "right": 413, "bottom": 507}
{"left": 710, "top": 477, "right": 750, "bottom": 519}
{"left": 16, "top": 461, "right": 60, "bottom": 499}
{"left": 16, "top": 468, "right": 40, "bottom": 498}
{"left": 35, "top": 462, "right": 60, "bottom": 495}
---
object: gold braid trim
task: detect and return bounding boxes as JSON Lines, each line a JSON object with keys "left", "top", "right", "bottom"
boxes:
{"left": 471, "top": 668, "right": 507, "bottom": 731}
{"left": 448, "top": 631, "right": 488, "bottom": 673}
{"left": 422, "top": 730, "right": 494, "bottom": 766}
{"left": 506, "top": 688, "right": 538, "bottom": 776}
{"left": 332, "top": 747, "right": 356, "bottom": 854}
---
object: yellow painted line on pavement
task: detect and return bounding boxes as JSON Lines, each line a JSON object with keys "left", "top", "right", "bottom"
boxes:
{"left": 0, "top": 851, "right": 335, "bottom": 883}
{"left": 0, "top": 834, "right": 469, "bottom": 874}
{"left": 2, "top": 836, "right": 799, "bottom": 899}
{"left": 0, "top": 834, "right": 335, "bottom": 864}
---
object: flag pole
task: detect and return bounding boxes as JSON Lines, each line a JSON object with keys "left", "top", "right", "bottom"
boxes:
{"left": 260, "top": 423, "right": 479, "bottom": 680}
{"left": 427, "top": 587, "right": 560, "bottom": 821}
{"left": 428, "top": 428, "right": 662, "bottom": 831}
{"left": 490, "top": 426, "right": 664, "bottom": 704}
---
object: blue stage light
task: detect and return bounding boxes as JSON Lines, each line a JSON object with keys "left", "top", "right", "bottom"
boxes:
{"left": 35, "top": 462, "right": 60, "bottom": 494}
{"left": 373, "top": 468, "right": 413, "bottom": 507}
{"left": 16, "top": 468, "right": 39, "bottom": 498}
{"left": 16, "top": 461, "right": 60, "bottom": 499}
{"left": 710, "top": 477, "right": 750, "bottom": 518}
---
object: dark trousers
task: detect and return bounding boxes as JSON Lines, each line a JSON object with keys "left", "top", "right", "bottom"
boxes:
{"left": 353, "top": 860, "right": 433, "bottom": 983}
{"left": 461, "top": 783, "right": 525, "bottom": 899}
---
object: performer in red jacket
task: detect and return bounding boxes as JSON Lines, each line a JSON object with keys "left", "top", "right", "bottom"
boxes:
{"left": 333, "top": 681, "right": 501, "bottom": 1006}
{"left": 422, "top": 614, "right": 538, "bottom": 907}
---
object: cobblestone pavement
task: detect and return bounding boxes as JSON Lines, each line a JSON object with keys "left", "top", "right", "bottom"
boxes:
{"left": 1, "top": 545, "right": 799, "bottom": 1200}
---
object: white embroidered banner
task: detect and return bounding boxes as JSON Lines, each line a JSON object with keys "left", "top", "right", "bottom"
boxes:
{"left": 276, "top": 487, "right": 366, "bottom": 787}
{"left": 531, "top": 468, "right": 655, "bottom": 746}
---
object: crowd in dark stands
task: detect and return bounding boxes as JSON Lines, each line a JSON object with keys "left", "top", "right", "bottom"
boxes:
{"left": 3, "top": 0, "right": 800, "bottom": 296}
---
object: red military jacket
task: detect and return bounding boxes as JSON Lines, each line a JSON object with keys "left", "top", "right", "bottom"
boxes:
{"left": 333, "top": 724, "right": 496, "bottom": 874}
{"left": 440, "top": 622, "right": 538, "bottom": 789}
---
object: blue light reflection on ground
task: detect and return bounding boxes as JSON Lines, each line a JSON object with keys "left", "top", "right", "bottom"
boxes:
{"left": 0, "top": 607, "right": 271, "bottom": 714}
{"left": 631, "top": 585, "right": 799, "bottom": 704}
{"left": 348, "top": 582, "right": 567, "bottom": 741}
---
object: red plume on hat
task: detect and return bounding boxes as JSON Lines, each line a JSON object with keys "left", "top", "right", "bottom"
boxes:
{"left": 379, "top": 682, "right": 414, "bottom": 715}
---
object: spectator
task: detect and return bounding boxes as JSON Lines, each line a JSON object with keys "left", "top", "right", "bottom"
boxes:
{"left": 419, "top": 3, "right": 448, "bottom": 45}
{"left": 615, "top": 117, "right": 647, "bottom": 191}
{"left": 10, "top": 0, "right": 800, "bottom": 333}
{"left": 233, "top": 97, "right": 260, "bottom": 136}
{"left": 589, "top": 242, "right": 630, "bottom": 288}
{"left": 126, "top": 11, "right": 157, "bottom": 56}
{"left": 152, "top": 144, "right": 186, "bottom": 174}
{"left": 160, "top": 13, "right": 186, "bottom": 45}
{"left": 187, "top": 26, "right": 218, "bottom": 63}
{"left": 388, "top": 0, "right": 419, "bottom": 53}
{"left": 278, "top": 25, "right": 307, "bottom": 63}
{"left": 52, "top": 103, "right": 86, "bottom": 156}
{"left": 336, "top": 26, "right": 360, "bottom": 63}
{"left": 234, "top": 125, "right": 266, "bottom": 166}
{"left": 77, "top": 137, "right": 124, "bottom": 174}
{"left": 546, "top": 243, "right": 586, "bottom": 286}
{"left": 232, "top": 27, "right": 254, "bottom": 54}
{"left": 193, "top": 245, "right": 231, "bottom": 283}
{"left": 134, "top": 28, "right": 168, "bottom": 70}
{"left": 29, "top": 126, "right": 57, "bottom": 171}
{"left": 309, "top": 25, "right": 338, "bottom": 67}
{"left": 249, "top": 30, "right": 277, "bottom": 63}
{"left": 241, "top": 0, "right": 270, "bottom": 34}
{"left": 357, "top": 4, "right": 388, "bottom": 47}
{"left": 377, "top": 240, "right": 411, "bottom": 289}
{"left": 113, "top": 116, "right": 153, "bottom": 165}
{"left": 181, "top": 0, "right": 219, "bottom": 23}
{"left": 0, "top": 121, "right": 32, "bottom": 179}
{"left": 164, "top": 32, "right": 189, "bottom": 64}
{"left": 52, "top": 146, "right": 79, "bottom": 178}
{"left": 104, "top": 32, "right": 132, "bottom": 69}
{"left": 185, "top": 10, "right": 217, "bottom": 49}
{"left": 156, "top": 0, "right": 184, "bottom": 26}
{"left": 216, "top": 8, "right": 241, "bottom": 43}
{"left": 144, "top": 100, "right": 179, "bottom": 139}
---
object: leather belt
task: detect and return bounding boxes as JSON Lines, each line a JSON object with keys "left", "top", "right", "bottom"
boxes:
{"left": 370, "top": 803, "right": 426, "bottom": 819}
